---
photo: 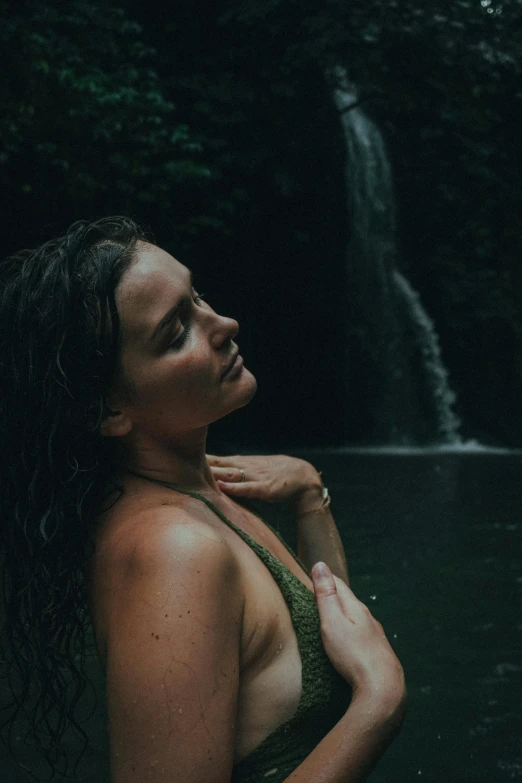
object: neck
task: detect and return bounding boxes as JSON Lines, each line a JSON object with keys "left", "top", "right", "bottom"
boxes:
{"left": 124, "top": 426, "right": 218, "bottom": 493}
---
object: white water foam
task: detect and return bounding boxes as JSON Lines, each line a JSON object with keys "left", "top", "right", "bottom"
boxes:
{"left": 297, "top": 440, "right": 521, "bottom": 456}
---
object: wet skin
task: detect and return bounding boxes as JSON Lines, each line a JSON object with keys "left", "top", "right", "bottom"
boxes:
{"left": 89, "top": 242, "right": 405, "bottom": 782}
{"left": 102, "top": 241, "right": 257, "bottom": 485}
{"left": 94, "top": 242, "right": 312, "bottom": 762}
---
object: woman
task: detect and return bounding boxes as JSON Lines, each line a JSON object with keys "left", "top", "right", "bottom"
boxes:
{"left": 0, "top": 217, "right": 406, "bottom": 782}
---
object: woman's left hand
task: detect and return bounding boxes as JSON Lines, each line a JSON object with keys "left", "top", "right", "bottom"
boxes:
{"left": 207, "top": 453, "right": 323, "bottom": 510}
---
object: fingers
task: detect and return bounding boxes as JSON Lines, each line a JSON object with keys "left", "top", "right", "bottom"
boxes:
{"left": 331, "top": 574, "right": 360, "bottom": 610}
{"left": 206, "top": 454, "right": 240, "bottom": 467}
{"left": 313, "top": 565, "right": 369, "bottom": 623}
{"left": 216, "top": 480, "right": 262, "bottom": 499}
{"left": 208, "top": 454, "right": 301, "bottom": 505}
{"left": 211, "top": 464, "right": 260, "bottom": 496}
{"left": 312, "top": 562, "right": 338, "bottom": 597}
{"left": 211, "top": 466, "right": 245, "bottom": 482}
{"left": 330, "top": 576, "right": 388, "bottom": 641}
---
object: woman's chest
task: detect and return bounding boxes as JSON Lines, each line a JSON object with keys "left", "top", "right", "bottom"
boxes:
{"left": 217, "top": 502, "right": 313, "bottom": 592}
{"left": 229, "top": 542, "right": 307, "bottom": 763}
{"left": 213, "top": 510, "right": 314, "bottom": 762}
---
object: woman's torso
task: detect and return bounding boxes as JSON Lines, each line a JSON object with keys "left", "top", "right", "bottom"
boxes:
{"left": 88, "top": 476, "right": 315, "bottom": 764}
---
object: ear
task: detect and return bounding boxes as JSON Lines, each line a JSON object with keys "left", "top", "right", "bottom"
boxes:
{"left": 100, "top": 405, "right": 133, "bottom": 438}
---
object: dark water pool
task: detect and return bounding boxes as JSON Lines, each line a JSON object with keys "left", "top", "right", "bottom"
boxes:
{"left": 2, "top": 451, "right": 521, "bottom": 781}
{"left": 297, "top": 450, "right": 522, "bottom": 783}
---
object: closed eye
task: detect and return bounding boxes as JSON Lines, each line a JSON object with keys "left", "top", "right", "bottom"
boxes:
{"left": 169, "top": 291, "right": 206, "bottom": 349}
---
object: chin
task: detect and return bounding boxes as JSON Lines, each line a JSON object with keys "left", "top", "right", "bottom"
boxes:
{"left": 242, "top": 373, "right": 258, "bottom": 405}
{"left": 219, "top": 370, "right": 257, "bottom": 420}
{"left": 234, "top": 368, "right": 257, "bottom": 408}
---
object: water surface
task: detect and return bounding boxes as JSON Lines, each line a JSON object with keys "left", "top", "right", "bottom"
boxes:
{"left": 294, "top": 451, "right": 522, "bottom": 782}
{"left": 1, "top": 452, "right": 521, "bottom": 781}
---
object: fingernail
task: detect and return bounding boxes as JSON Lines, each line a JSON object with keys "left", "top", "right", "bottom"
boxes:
{"left": 313, "top": 562, "right": 329, "bottom": 579}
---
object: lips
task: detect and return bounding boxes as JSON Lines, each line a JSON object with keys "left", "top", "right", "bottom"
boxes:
{"left": 221, "top": 348, "right": 239, "bottom": 379}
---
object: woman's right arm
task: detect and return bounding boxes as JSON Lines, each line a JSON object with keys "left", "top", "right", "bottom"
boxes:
{"left": 103, "top": 516, "right": 405, "bottom": 783}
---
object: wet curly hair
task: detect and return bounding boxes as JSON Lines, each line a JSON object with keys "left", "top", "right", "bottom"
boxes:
{"left": 0, "top": 216, "right": 146, "bottom": 779}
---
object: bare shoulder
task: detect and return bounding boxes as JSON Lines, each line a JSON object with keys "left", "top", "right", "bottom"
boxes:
{"left": 97, "top": 496, "right": 234, "bottom": 575}
{"left": 92, "top": 501, "right": 244, "bottom": 627}
{"left": 91, "top": 503, "right": 244, "bottom": 782}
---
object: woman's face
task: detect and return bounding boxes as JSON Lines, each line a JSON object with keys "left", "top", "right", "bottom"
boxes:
{"left": 110, "top": 241, "right": 257, "bottom": 440}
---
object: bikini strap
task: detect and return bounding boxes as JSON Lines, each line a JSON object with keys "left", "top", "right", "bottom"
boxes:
{"left": 126, "top": 470, "right": 309, "bottom": 575}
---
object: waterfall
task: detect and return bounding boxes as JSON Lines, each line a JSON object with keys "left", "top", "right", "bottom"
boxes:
{"left": 392, "top": 270, "right": 461, "bottom": 441}
{"left": 329, "top": 65, "right": 461, "bottom": 444}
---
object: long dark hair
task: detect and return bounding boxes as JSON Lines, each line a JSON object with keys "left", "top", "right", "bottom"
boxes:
{"left": 0, "top": 216, "right": 145, "bottom": 779}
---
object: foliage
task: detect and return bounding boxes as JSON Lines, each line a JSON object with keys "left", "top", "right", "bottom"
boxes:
{"left": 0, "top": 0, "right": 210, "bottom": 248}
{"left": 1, "top": 0, "right": 522, "bottom": 442}
{"left": 145, "top": 0, "right": 522, "bottom": 441}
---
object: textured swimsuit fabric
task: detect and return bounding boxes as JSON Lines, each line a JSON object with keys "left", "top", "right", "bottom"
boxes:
{"left": 132, "top": 475, "right": 352, "bottom": 783}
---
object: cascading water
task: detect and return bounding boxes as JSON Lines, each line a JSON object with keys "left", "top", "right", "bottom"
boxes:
{"left": 392, "top": 271, "right": 461, "bottom": 442}
{"left": 329, "top": 65, "right": 461, "bottom": 444}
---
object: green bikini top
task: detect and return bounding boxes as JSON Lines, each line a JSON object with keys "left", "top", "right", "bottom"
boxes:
{"left": 132, "top": 474, "right": 351, "bottom": 783}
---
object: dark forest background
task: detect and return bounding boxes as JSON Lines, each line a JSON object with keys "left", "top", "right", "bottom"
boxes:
{"left": 2, "top": 0, "right": 522, "bottom": 448}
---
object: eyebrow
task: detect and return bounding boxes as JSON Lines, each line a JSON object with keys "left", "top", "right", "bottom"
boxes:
{"left": 149, "top": 269, "right": 193, "bottom": 342}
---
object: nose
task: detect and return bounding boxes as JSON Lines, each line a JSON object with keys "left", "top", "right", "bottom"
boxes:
{"left": 209, "top": 311, "right": 239, "bottom": 349}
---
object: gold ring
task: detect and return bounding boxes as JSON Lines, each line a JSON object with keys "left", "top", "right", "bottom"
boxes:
{"left": 240, "top": 469, "right": 246, "bottom": 483}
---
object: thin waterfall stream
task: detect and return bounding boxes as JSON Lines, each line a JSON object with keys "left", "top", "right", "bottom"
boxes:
{"left": 329, "top": 65, "right": 461, "bottom": 444}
